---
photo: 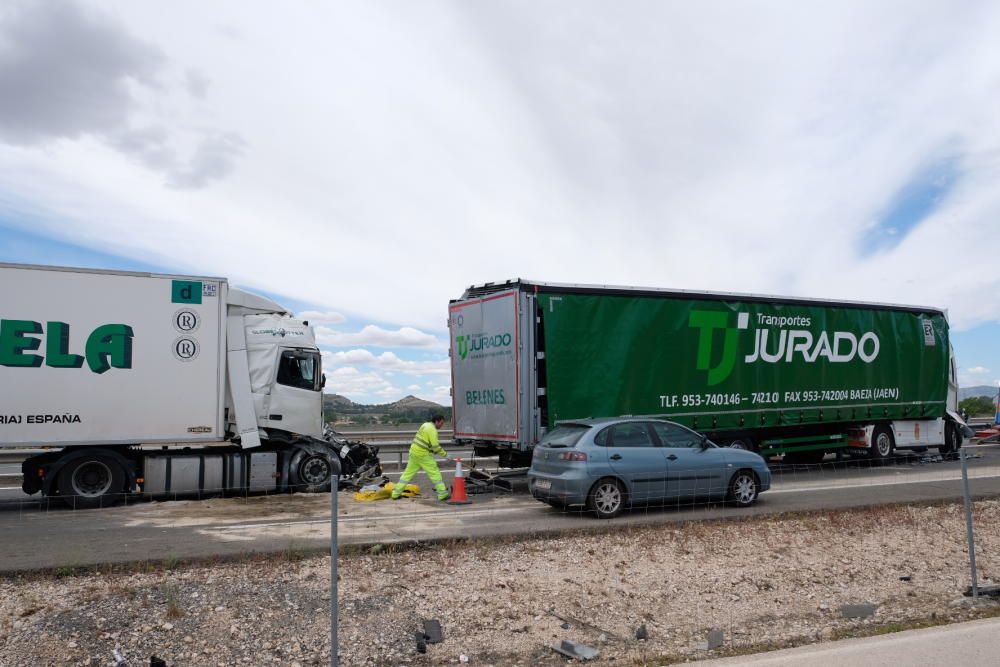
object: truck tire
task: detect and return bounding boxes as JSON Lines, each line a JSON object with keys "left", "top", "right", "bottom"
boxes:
{"left": 870, "top": 425, "right": 894, "bottom": 460}
{"left": 727, "top": 469, "right": 759, "bottom": 507}
{"left": 587, "top": 477, "right": 626, "bottom": 519}
{"left": 58, "top": 454, "right": 126, "bottom": 509}
{"left": 940, "top": 422, "right": 962, "bottom": 455}
{"left": 726, "top": 437, "right": 754, "bottom": 452}
{"left": 289, "top": 448, "right": 334, "bottom": 493}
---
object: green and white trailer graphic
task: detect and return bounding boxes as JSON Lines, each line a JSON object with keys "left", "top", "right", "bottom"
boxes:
{"left": 449, "top": 281, "right": 964, "bottom": 466}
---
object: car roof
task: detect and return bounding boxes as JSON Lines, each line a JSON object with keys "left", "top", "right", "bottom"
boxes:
{"left": 555, "top": 416, "right": 669, "bottom": 427}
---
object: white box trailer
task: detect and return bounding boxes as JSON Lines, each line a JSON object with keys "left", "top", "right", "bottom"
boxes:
{"left": 1, "top": 263, "right": 380, "bottom": 507}
{"left": 1, "top": 265, "right": 229, "bottom": 446}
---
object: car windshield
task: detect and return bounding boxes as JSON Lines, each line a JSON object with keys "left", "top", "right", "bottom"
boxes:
{"left": 539, "top": 424, "right": 590, "bottom": 448}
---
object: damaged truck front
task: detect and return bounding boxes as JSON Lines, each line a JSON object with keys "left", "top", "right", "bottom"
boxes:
{"left": 1, "top": 263, "right": 379, "bottom": 507}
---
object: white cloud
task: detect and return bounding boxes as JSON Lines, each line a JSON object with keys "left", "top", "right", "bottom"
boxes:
{"left": 967, "top": 366, "right": 991, "bottom": 374}
{"left": 407, "top": 384, "right": 421, "bottom": 391}
{"left": 298, "top": 310, "right": 346, "bottom": 324}
{"left": 316, "top": 325, "right": 442, "bottom": 349}
{"left": 325, "top": 366, "right": 395, "bottom": 399}
{"left": 323, "top": 348, "right": 449, "bottom": 376}
{"left": 1, "top": 0, "right": 999, "bottom": 339}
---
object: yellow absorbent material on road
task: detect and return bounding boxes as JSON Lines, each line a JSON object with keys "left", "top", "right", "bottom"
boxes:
{"left": 353, "top": 483, "right": 420, "bottom": 501}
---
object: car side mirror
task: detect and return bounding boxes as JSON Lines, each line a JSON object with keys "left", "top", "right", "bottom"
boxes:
{"left": 699, "top": 435, "right": 709, "bottom": 450}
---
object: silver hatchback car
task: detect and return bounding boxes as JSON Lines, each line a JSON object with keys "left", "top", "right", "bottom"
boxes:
{"left": 528, "top": 417, "right": 771, "bottom": 518}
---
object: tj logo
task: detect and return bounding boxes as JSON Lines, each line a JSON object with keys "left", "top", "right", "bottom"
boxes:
{"left": 456, "top": 335, "right": 468, "bottom": 360}
{"left": 688, "top": 311, "right": 748, "bottom": 386}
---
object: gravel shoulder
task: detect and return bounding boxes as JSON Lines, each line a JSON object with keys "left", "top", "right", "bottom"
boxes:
{"left": 3, "top": 500, "right": 1000, "bottom": 666}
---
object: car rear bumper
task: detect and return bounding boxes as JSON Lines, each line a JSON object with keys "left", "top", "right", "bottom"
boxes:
{"left": 528, "top": 471, "right": 591, "bottom": 507}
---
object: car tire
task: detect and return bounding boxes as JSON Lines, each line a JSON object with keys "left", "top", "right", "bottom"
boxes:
{"left": 870, "top": 425, "right": 894, "bottom": 460}
{"left": 587, "top": 477, "right": 626, "bottom": 519}
{"left": 939, "top": 422, "right": 961, "bottom": 455}
{"left": 58, "top": 455, "right": 126, "bottom": 509}
{"left": 727, "top": 469, "right": 759, "bottom": 507}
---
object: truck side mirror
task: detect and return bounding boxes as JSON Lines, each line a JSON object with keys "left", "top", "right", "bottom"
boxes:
{"left": 321, "top": 373, "right": 327, "bottom": 389}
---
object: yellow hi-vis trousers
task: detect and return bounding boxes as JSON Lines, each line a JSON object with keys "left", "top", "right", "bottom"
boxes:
{"left": 392, "top": 445, "right": 449, "bottom": 500}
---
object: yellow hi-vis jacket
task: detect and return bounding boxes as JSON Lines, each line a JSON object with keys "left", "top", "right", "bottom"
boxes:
{"left": 411, "top": 422, "right": 446, "bottom": 457}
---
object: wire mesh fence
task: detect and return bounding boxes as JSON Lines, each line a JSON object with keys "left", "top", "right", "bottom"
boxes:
{"left": 2, "top": 438, "right": 1000, "bottom": 666}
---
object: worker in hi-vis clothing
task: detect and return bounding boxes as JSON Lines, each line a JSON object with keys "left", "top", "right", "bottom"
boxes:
{"left": 392, "top": 414, "right": 451, "bottom": 501}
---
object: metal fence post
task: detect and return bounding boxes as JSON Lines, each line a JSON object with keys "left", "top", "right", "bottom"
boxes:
{"left": 961, "top": 447, "right": 978, "bottom": 598}
{"left": 331, "top": 461, "right": 341, "bottom": 667}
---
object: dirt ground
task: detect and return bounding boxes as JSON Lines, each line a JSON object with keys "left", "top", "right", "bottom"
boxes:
{"left": 3, "top": 500, "right": 1000, "bottom": 666}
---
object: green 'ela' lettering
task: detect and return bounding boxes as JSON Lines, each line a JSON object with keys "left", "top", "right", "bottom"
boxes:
{"left": 0, "top": 320, "right": 134, "bottom": 373}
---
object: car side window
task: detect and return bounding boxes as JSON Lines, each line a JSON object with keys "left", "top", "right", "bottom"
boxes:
{"left": 609, "top": 422, "right": 655, "bottom": 448}
{"left": 594, "top": 427, "right": 611, "bottom": 446}
{"left": 651, "top": 422, "right": 702, "bottom": 448}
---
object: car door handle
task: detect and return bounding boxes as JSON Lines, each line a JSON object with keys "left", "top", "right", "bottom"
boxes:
{"left": 610, "top": 454, "right": 622, "bottom": 460}
{"left": 666, "top": 454, "right": 678, "bottom": 461}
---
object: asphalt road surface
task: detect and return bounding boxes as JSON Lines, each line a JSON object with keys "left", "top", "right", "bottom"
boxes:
{"left": 2, "top": 444, "right": 999, "bottom": 572}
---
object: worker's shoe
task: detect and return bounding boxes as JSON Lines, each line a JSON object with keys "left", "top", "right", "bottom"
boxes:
{"left": 437, "top": 492, "right": 451, "bottom": 502}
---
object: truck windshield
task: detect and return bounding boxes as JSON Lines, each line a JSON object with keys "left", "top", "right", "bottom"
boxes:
{"left": 276, "top": 350, "right": 322, "bottom": 391}
{"left": 539, "top": 424, "right": 590, "bottom": 448}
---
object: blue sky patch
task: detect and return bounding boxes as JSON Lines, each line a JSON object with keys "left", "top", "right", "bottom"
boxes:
{"left": 861, "top": 157, "right": 958, "bottom": 256}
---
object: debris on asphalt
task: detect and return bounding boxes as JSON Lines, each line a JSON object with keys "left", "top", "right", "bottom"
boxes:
{"left": 423, "top": 619, "right": 443, "bottom": 644}
{"left": 414, "top": 632, "right": 427, "bottom": 654}
{"left": 635, "top": 624, "right": 649, "bottom": 641}
{"left": 552, "top": 639, "right": 600, "bottom": 661}
{"left": 840, "top": 603, "right": 876, "bottom": 619}
{"left": 963, "top": 585, "right": 1000, "bottom": 598}
{"left": 696, "top": 628, "right": 724, "bottom": 650}
{"left": 149, "top": 657, "right": 167, "bottom": 667}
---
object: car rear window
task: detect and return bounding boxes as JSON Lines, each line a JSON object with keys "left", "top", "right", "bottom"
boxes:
{"left": 539, "top": 424, "right": 590, "bottom": 448}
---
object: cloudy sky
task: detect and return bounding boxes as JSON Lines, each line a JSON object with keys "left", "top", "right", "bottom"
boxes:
{"left": 2, "top": 1, "right": 999, "bottom": 403}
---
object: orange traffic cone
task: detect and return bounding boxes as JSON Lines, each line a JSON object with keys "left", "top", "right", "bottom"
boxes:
{"left": 448, "top": 458, "right": 472, "bottom": 505}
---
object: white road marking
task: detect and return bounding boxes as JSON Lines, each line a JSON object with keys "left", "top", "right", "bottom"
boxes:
{"left": 769, "top": 469, "right": 1000, "bottom": 494}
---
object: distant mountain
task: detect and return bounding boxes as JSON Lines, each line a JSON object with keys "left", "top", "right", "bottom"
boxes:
{"left": 386, "top": 395, "right": 446, "bottom": 412}
{"left": 960, "top": 385, "right": 999, "bottom": 400}
{"left": 322, "top": 393, "right": 450, "bottom": 424}
{"left": 323, "top": 393, "right": 359, "bottom": 409}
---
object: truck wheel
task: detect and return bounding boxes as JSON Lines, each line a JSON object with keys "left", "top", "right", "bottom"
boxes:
{"left": 726, "top": 438, "right": 754, "bottom": 451}
{"left": 58, "top": 455, "right": 125, "bottom": 509}
{"left": 871, "top": 425, "right": 894, "bottom": 460}
{"left": 587, "top": 478, "right": 626, "bottom": 519}
{"left": 727, "top": 470, "right": 759, "bottom": 507}
{"left": 292, "top": 451, "right": 333, "bottom": 493}
{"left": 940, "top": 422, "right": 962, "bottom": 455}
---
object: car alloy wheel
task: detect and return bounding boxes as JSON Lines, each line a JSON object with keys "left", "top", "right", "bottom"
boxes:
{"left": 589, "top": 478, "right": 625, "bottom": 519}
{"left": 728, "top": 471, "right": 758, "bottom": 507}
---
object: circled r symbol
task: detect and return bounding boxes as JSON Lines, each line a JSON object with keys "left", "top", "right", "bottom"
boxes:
{"left": 173, "top": 337, "right": 199, "bottom": 361}
{"left": 174, "top": 309, "right": 200, "bottom": 332}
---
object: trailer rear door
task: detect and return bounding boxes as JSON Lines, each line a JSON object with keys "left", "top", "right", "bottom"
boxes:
{"left": 449, "top": 290, "right": 522, "bottom": 444}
